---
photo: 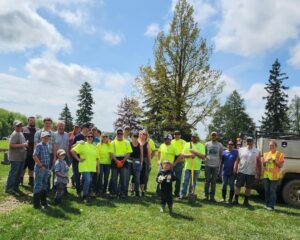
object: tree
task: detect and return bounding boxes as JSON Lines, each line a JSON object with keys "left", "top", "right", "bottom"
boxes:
{"left": 288, "top": 95, "right": 300, "bottom": 133}
{"left": 208, "top": 90, "right": 255, "bottom": 145}
{"left": 114, "top": 97, "right": 143, "bottom": 131}
{"left": 261, "top": 59, "right": 289, "bottom": 132}
{"left": 0, "top": 108, "right": 27, "bottom": 137}
{"left": 59, "top": 103, "right": 74, "bottom": 132}
{"left": 76, "top": 82, "right": 95, "bottom": 125}
{"left": 136, "top": 0, "right": 222, "bottom": 140}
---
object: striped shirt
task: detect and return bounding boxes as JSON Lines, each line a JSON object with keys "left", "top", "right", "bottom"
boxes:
{"left": 33, "top": 142, "right": 51, "bottom": 167}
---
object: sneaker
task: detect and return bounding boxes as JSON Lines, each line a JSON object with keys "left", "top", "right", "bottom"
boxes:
{"left": 219, "top": 198, "right": 225, "bottom": 203}
{"left": 160, "top": 207, "right": 164, "bottom": 213}
{"left": 82, "top": 197, "right": 88, "bottom": 204}
{"left": 203, "top": 196, "right": 209, "bottom": 201}
{"left": 266, "top": 207, "right": 274, "bottom": 211}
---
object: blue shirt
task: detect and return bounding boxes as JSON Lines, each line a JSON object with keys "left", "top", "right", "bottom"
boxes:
{"left": 54, "top": 159, "right": 69, "bottom": 185}
{"left": 33, "top": 142, "right": 51, "bottom": 167}
{"left": 221, "top": 149, "right": 238, "bottom": 176}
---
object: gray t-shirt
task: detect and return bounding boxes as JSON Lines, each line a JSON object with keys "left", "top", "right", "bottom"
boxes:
{"left": 8, "top": 131, "right": 27, "bottom": 162}
{"left": 238, "top": 147, "right": 260, "bottom": 175}
{"left": 205, "top": 141, "right": 223, "bottom": 167}
{"left": 55, "top": 131, "right": 69, "bottom": 152}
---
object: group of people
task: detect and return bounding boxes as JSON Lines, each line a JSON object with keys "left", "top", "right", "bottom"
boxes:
{"left": 5, "top": 116, "right": 285, "bottom": 213}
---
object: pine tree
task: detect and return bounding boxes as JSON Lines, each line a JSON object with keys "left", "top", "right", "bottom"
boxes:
{"left": 59, "top": 103, "right": 73, "bottom": 132}
{"left": 261, "top": 59, "right": 289, "bottom": 132}
{"left": 136, "top": 0, "right": 222, "bottom": 140}
{"left": 114, "top": 97, "right": 143, "bottom": 131}
{"left": 76, "top": 82, "right": 95, "bottom": 125}
{"left": 208, "top": 90, "right": 255, "bottom": 144}
{"left": 288, "top": 95, "right": 300, "bottom": 133}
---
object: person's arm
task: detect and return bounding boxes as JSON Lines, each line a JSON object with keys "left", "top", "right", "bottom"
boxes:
{"left": 173, "top": 154, "right": 184, "bottom": 166}
{"left": 190, "top": 149, "right": 205, "bottom": 159}
{"left": 157, "top": 151, "right": 161, "bottom": 166}
{"left": 70, "top": 149, "right": 85, "bottom": 162}
{"left": 96, "top": 158, "right": 100, "bottom": 174}
{"left": 234, "top": 156, "right": 240, "bottom": 175}
{"left": 275, "top": 153, "right": 285, "bottom": 168}
{"left": 10, "top": 142, "right": 28, "bottom": 148}
{"left": 52, "top": 143, "right": 57, "bottom": 163}
{"left": 147, "top": 144, "right": 151, "bottom": 163}
{"left": 140, "top": 144, "right": 144, "bottom": 166}
{"left": 123, "top": 153, "right": 130, "bottom": 162}
{"left": 256, "top": 152, "right": 262, "bottom": 179}
{"left": 32, "top": 146, "right": 45, "bottom": 171}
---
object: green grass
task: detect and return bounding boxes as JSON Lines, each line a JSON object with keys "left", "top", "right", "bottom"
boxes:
{"left": 0, "top": 153, "right": 299, "bottom": 240}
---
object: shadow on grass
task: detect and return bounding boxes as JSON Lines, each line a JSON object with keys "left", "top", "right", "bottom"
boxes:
{"left": 170, "top": 212, "right": 194, "bottom": 221}
{"left": 40, "top": 206, "right": 71, "bottom": 220}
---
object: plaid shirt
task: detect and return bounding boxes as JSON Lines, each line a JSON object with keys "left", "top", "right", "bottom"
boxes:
{"left": 33, "top": 142, "right": 50, "bottom": 167}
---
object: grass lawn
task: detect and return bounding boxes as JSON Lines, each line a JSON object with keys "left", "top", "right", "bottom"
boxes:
{"left": 0, "top": 145, "right": 299, "bottom": 240}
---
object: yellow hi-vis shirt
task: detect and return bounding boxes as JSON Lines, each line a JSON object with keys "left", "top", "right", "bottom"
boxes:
{"left": 171, "top": 139, "right": 186, "bottom": 154}
{"left": 72, "top": 142, "right": 99, "bottom": 173}
{"left": 182, "top": 142, "right": 205, "bottom": 170}
{"left": 110, "top": 139, "right": 133, "bottom": 157}
{"left": 148, "top": 138, "right": 156, "bottom": 152}
{"left": 263, "top": 151, "right": 284, "bottom": 180}
{"left": 96, "top": 142, "right": 111, "bottom": 165}
{"left": 158, "top": 143, "right": 180, "bottom": 164}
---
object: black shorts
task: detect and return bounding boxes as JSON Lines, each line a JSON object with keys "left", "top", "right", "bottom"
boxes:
{"left": 236, "top": 173, "right": 255, "bottom": 189}
{"left": 24, "top": 155, "right": 35, "bottom": 171}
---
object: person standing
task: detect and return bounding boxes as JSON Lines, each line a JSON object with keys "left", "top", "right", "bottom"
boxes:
{"left": 55, "top": 121, "right": 69, "bottom": 165}
{"left": 71, "top": 131, "right": 99, "bottom": 203}
{"left": 204, "top": 132, "right": 223, "bottom": 201}
{"left": 96, "top": 133, "right": 112, "bottom": 195}
{"left": 139, "top": 130, "right": 152, "bottom": 196}
{"left": 68, "top": 124, "right": 80, "bottom": 187}
{"left": 262, "top": 140, "right": 284, "bottom": 211}
{"left": 233, "top": 137, "right": 261, "bottom": 207}
{"left": 5, "top": 120, "right": 27, "bottom": 194}
{"left": 219, "top": 140, "right": 238, "bottom": 203}
{"left": 123, "top": 126, "right": 131, "bottom": 141}
{"left": 180, "top": 133, "right": 205, "bottom": 199}
{"left": 32, "top": 131, "right": 51, "bottom": 209}
{"left": 34, "top": 117, "right": 57, "bottom": 191}
{"left": 171, "top": 130, "right": 186, "bottom": 197}
{"left": 21, "top": 116, "right": 38, "bottom": 187}
{"left": 109, "top": 128, "right": 132, "bottom": 198}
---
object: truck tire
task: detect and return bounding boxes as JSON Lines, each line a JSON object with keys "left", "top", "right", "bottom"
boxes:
{"left": 282, "top": 180, "right": 300, "bottom": 207}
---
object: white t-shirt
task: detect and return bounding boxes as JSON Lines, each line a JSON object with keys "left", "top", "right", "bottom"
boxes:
{"left": 238, "top": 147, "right": 259, "bottom": 175}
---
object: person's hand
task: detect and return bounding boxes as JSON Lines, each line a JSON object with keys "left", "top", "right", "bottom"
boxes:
{"left": 157, "top": 161, "right": 160, "bottom": 166}
{"left": 78, "top": 158, "right": 85, "bottom": 162}
{"left": 23, "top": 142, "right": 28, "bottom": 148}
{"left": 40, "top": 165, "right": 46, "bottom": 172}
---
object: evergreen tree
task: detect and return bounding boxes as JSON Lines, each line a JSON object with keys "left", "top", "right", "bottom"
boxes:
{"left": 208, "top": 90, "right": 255, "bottom": 145}
{"left": 136, "top": 0, "right": 222, "bottom": 140}
{"left": 76, "top": 82, "right": 95, "bottom": 125}
{"left": 114, "top": 97, "right": 143, "bottom": 131}
{"left": 261, "top": 59, "right": 289, "bottom": 132}
{"left": 288, "top": 95, "right": 300, "bottom": 133}
{"left": 59, "top": 103, "right": 73, "bottom": 132}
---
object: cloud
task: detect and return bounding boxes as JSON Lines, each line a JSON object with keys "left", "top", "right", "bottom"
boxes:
{"left": 288, "top": 42, "right": 300, "bottom": 68}
{"left": 0, "top": 3, "right": 70, "bottom": 52}
{"left": 145, "top": 23, "right": 161, "bottom": 37}
{"left": 0, "top": 57, "right": 133, "bottom": 131}
{"left": 214, "top": 0, "right": 300, "bottom": 56}
{"left": 102, "top": 32, "right": 123, "bottom": 45}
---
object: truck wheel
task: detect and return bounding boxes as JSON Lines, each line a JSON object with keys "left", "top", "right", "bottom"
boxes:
{"left": 282, "top": 180, "right": 300, "bottom": 207}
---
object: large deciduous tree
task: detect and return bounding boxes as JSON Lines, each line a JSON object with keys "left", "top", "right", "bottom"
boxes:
{"left": 114, "top": 97, "right": 143, "bottom": 131}
{"left": 288, "top": 95, "right": 300, "bottom": 133}
{"left": 208, "top": 90, "right": 255, "bottom": 144}
{"left": 59, "top": 103, "right": 73, "bottom": 132}
{"left": 136, "top": 0, "right": 222, "bottom": 140}
{"left": 76, "top": 82, "right": 95, "bottom": 125}
{"left": 261, "top": 59, "right": 289, "bottom": 132}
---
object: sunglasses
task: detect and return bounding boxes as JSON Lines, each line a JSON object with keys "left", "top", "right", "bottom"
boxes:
{"left": 87, "top": 136, "right": 93, "bottom": 138}
{"left": 117, "top": 132, "right": 123, "bottom": 135}
{"left": 228, "top": 143, "right": 234, "bottom": 146}
{"left": 102, "top": 136, "right": 108, "bottom": 138}
{"left": 142, "top": 133, "right": 147, "bottom": 136}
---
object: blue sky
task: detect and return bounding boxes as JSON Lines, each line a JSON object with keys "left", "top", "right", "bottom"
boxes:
{"left": 0, "top": 0, "right": 299, "bottom": 135}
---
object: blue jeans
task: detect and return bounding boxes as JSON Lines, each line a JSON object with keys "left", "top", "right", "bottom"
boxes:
{"left": 82, "top": 172, "right": 92, "bottom": 197}
{"left": 204, "top": 166, "right": 218, "bottom": 198}
{"left": 180, "top": 169, "right": 200, "bottom": 197}
{"left": 127, "top": 161, "right": 142, "bottom": 192}
{"left": 96, "top": 164, "right": 111, "bottom": 194}
{"left": 33, "top": 165, "right": 49, "bottom": 194}
{"left": 222, "top": 175, "right": 235, "bottom": 192}
{"left": 6, "top": 161, "right": 25, "bottom": 192}
{"left": 72, "top": 160, "right": 82, "bottom": 194}
{"left": 111, "top": 167, "right": 127, "bottom": 196}
{"left": 264, "top": 179, "right": 279, "bottom": 209}
{"left": 173, "top": 162, "right": 183, "bottom": 196}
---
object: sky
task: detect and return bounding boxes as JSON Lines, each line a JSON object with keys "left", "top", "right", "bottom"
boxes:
{"left": 0, "top": 0, "right": 299, "bottom": 137}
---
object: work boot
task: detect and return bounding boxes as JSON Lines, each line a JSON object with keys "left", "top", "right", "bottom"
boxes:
{"left": 33, "top": 193, "right": 41, "bottom": 209}
{"left": 232, "top": 194, "right": 239, "bottom": 205}
{"left": 40, "top": 191, "right": 48, "bottom": 209}
{"left": 54, "top": 197, "right": 62, "bottom": 205}
{"left": 135, "top": 191, "right": 140, "bottom": 197}
{"left": 160, "top": 205, "right": 165, "bottom": 213}
{"left": 20, "top": 177, "right": 24, "bottom": 186}
{"left": 220, "top": 189, "right": 226, "bottom": 202}
{"left": 168, "top": 205, "right": 173, "bottom": 214}
{"left": 29, "top": 177, "right": 34, "bottom": 187}
{"left": 243, "top": 196, "right": 251, "bottom": 207}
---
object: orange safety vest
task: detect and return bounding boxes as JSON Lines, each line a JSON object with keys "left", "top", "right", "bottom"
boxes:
{"left": 262, "top": 151, "right": 285, "bottom": 180}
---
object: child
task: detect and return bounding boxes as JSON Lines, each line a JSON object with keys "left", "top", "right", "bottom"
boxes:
{"left": 156, "top": 160, "right": 176, "bottom": 213}
{"left": 32, "top": 131, "right": 51, "bottom": 209}
{"left": 54, "top": 149, "right": 69, "bottom": 204}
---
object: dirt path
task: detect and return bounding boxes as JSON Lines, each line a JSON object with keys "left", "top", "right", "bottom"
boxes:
{"left": 0, "top": 196, "right": 24, "bottom": 214}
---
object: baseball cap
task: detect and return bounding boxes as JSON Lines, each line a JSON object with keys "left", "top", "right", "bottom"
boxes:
{"left": 81, "top": 122, "right": 91, "bottom": 129}
{"left": 162, "top": 160, "right": 171, "bottom": 165}
{"left": 116, "top": 127, "right": 123, "bottom": 133}
{"left": 123, "top": 125, "right": 130, "bottom": 130}
{"left": 246, "top": 137, "right": 253, "bottom": 141}
{"left": 132, "top": 131, "right": 139, "bottom": 138}
{"left": 174, "top": 130, "right": 181, "bottom": 135}
{"left": 164, "top": 134, "right": 173, "bottom": 140}
{"left": 57, "top": 149, "right": 66, "bottom": 157}
{"left": 211, "top": 131, "right": 217, "bottom": 136}
{"left": 191, "top": 132, "right": 199, "bottom": 138}
{"left": 41, "top": 131, "right": 51, "bottom": 138}
{"left": 13, "top": 120, "right": 23, "bottom": 126}
{"left": 102, "top": 132, "right": 109, "bottom": 137}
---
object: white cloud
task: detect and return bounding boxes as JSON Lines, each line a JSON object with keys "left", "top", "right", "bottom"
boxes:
{"left": 145, "top": 23, "right": 161, "bottom": 37}
{"left": 288, "top": 42, "right": 300, "bottom": 68}
{"left": 220, "top": 75, "right": 240, "bottom": 96}
{"left": 0, "top": 57, "right": 133, "bottom": 131}
{"left": 55, "top": 10, "right": 86, "bottom": 27}
{"left": 171, "top": 0, "right": 216, "bottom": 25}
{"left": 214, "top": 0, "right": 300, "bottom": 56}
{"left": 102, "top": 32, "right": 123, "bottom": 45}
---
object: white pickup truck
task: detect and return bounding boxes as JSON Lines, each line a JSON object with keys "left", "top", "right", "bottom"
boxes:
{"left": 255, "top": 131, "right": 300, "bottom": 207}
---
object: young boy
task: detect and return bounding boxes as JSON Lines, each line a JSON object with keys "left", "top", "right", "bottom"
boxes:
{"left": 54, "top": 149, "right": 69, "bottom": 205}
{"left": 32, "top": 131, "right": 51, "bottom": 209}
{"left": 156, "top": 160, "right": 175, "bottom": 213}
